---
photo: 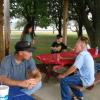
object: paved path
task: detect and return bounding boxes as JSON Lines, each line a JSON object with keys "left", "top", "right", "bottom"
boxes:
{"left": 34, "top": 80, "right": 100, "bottom": 100}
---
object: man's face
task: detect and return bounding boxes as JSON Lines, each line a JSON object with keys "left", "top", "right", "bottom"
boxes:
{"left": 19, "top": 51, "right": 32, "bottom": 60}
{"left": 74, "top": 40, "right": 83, "bottom": 53}
{"left": 57, "top": 37, "right": 63, "bottom": 43}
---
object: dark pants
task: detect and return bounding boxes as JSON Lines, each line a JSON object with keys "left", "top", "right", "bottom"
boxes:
{"left": 95, "top": 63, "right": 100, "bottom": 73}
{"left": 60, "top": 74, "right": 83, "bottom": 100}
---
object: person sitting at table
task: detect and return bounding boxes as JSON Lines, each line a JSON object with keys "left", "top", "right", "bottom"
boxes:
{"left": 58, "top": 36, "right": 95, "bottom": 100}
{"left": 0, "top": 41, "right": 42, "bottom": 96}
{"left": 51, "top": 35, "right": 67, "bottom": 53}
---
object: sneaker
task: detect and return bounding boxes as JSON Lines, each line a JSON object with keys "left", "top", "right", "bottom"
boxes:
{"left": 78, "top": 97, "right": 84, "bottom": 100}
{"left": 72, "top": 96, "right": 78, "bottom": 100}
{"left": 72, "top": 96, "right": 84, "bottom": 100}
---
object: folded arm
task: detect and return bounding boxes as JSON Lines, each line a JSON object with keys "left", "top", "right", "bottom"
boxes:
{"left": 27, "top": 68, "right": 42, "bottom": 83}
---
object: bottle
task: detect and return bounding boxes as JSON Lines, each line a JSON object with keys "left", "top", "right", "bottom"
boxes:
{"left": 95, "top": 46, "right": 99, "bottom": 55}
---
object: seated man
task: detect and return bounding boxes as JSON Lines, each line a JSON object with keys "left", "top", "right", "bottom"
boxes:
{"left": 51, "top": 35, "right": 67, "bottom": 53}
{"left": 58, "top": 36, "right": 95, "bottom": 100}
{"left": 0, "top": 41, "right": 42, "bottom": 96}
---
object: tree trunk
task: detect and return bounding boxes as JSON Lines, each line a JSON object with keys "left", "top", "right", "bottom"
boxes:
{"left": 4, "top": 0, "right": 10, "bottom": 55}
{"left": 63, "top": 0, "right": 68, "bottom": 45}
{"left": 81, "top": 9, "right": 95, "bottom": 47}
{"left": 76, "top": 0, "right": 100, "bottom": 47}
{"left": 58, "top": 15, "right": 62, "bottom": 35}
{"left": 0, "top": 0, "right": 5, "bottom": 60}
{"left": 77, "top": 19, "right": 83, "bottom": 38}
{"left": 31, "top": 17, "right": 36, "bottom": 37}
{"left": 26, "top": 16, "right": 36, "bottom": 38}
{"left": 94, "top": 0, "right": 100, "bottom": 47}
{"left": 75, "top": 0, "right": 83, "bottom": 38}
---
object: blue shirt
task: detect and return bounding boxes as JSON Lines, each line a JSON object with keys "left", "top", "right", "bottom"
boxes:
{"left": 73, "top": 49, "right": 95, "bottom": 87}
{"left": 0, "top": 55, "right": 36, "bottom": 80}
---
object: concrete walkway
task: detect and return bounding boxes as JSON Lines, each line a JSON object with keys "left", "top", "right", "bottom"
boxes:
{"left": 34, "top": 80, "right": 100, "bottom": 100}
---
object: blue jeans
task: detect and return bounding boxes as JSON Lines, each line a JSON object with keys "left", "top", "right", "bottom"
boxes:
{"left": 95, "top": 63, "right": 100, "bottom": 73}
{"left": 21, "top": 82, "right": 42, "bottom": 95}
{"left": 60, "top": 74, "right": 83, "bottom": 100}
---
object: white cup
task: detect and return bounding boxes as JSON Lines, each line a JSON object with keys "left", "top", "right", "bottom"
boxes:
{"left": 0, "top": 85, "right": 9, "bottom": 100}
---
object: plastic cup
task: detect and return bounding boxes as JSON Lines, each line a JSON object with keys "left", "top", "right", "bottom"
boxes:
{"left": 0, "top": 85, "right": 9, "bottom": 100}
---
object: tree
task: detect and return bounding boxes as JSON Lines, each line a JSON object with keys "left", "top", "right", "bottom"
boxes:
{"left": 69, "top": 0, "right": 100, "bottom": 47}
{"left": 68, "top": 0, "right": 84, "bottom": 37}
{"left": 94, "top": 0, "right": 100, "bottom": 47}
{"left": 10, "top": 0, "right": 50, "bottom": 35}
{"left": 77, "top": 0, "right": 100, "bottom": 47}
{"left": 48, "top": 0, "right": 63, "bottom": 35}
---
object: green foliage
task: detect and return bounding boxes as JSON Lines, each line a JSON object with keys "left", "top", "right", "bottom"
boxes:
{"left": 10, "top": 0, "right": 64, "bottom": 33}
{"left": 48, "top": 0, "right": 63, "bottom": 34}
{"left": 37, "top": 16, "right": 51, "bottom": 28}
{"left": 10, "top": 0, "right": 50, "bottom": 29}
{"left": 68, "top": 0, "right": 100, "bottom": 47}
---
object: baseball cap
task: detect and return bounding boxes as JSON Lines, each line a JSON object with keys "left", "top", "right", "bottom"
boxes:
{"left": 15, "top": 41, "right": 35, "bottom": 52}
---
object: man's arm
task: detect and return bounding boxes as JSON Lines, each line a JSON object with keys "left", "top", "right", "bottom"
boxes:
{"left": 27, "top": 58, "right": 42, "bottom": 82}
{"left": 27, "top": 68, "right": 42, "bottom": 83}
{"left": 58, "top": 54, "right": 84, "bottom": 79}
{"left": 51, "top": 47, "right": 57, "bottom": 50}
{"left": 0, "top": 76, "right": 25, "bottom": 87}
{"left": 51, "top": 42, "right": 57, "bottom": 50}
{"left": 0, "top": 76, "right": 37, "bottom": 89}
{"left": 58, "top": 66, "right": 77, "bottom": 79}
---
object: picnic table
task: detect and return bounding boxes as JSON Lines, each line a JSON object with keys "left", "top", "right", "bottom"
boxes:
{"left": 36, "top": 48, "right": 100, "bottom": 70}
{"left": 36, "top": 51, "right": 75, "bottom": 70}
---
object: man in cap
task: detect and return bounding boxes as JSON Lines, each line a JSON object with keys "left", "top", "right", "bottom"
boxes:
{"left": 0, "top": 41, "right": 42, "bottom": 95}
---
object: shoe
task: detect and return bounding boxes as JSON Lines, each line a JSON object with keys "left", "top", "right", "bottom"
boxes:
{"left": 72, "top": 96, "right": 78, "bottom": 100}
{"left": 72, "top": 96, "right": 84, "bottom": 100}
{"left": 77, "top": 97, "right": 84, "bottom": 100}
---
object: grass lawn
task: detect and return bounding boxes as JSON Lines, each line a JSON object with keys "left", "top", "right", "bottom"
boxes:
{"left": 10, "top": 31, "right": 81, "bottom": 63}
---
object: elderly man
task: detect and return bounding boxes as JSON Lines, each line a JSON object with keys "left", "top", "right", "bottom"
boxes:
{"left": 58, "top": 37, "right": 95, "bottom": 100}
{"left": 0, "top": 41, "right": 42, "bottom": 95}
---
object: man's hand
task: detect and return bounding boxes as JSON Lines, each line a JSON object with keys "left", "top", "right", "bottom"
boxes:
{"left": 21, "top": 79, "right": 38, "bottom": 89}
{"left": 0, "top": 76, "right": 38, "bottom": 89}
{"left": 51, "top": 47, "right": 57, "bottom": 51}
{"left": 27, "top": 69, "right": 42, "bottom": 83}
{"left": 58, "top": 74, "right": 66, "bottom": 79}
{"left": 58, "top": 66, "right": 77, "bottom": 79}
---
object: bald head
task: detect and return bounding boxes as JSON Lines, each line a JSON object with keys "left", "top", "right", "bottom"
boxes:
{"left": 74, "top": 36, "right": 89, "bottom": 53}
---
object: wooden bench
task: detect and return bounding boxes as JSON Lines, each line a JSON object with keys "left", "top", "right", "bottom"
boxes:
{"left": 71, "top": 73, "right": 100, "bottom": 91}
